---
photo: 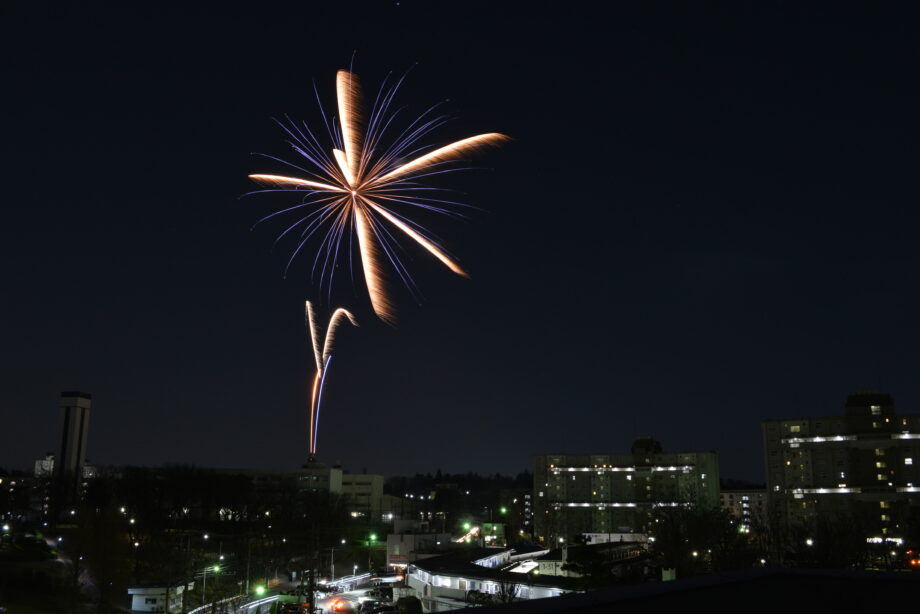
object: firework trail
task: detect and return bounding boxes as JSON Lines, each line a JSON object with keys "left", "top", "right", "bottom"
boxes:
{"left": 249, "top": 69, "right": 508, "bottom": 324}
{"left": 306, "top": 300, "right": 357, "bottom": 456}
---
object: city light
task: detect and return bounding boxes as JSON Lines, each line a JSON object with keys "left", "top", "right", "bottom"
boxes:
{"left": 255, "top": 586, "right": 266, "bottom": 596}
{"left": 2, "top": 525, "right": 9, "bottom": 532}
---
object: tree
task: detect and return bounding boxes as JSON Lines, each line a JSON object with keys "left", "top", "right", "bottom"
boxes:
{"left": 495, "top": 577, "right": 521, "bottom": 603}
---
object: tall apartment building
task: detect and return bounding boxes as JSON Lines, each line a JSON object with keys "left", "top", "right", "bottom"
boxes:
{"left": 763, "top": 391, "right": 920, "bottom": 538}
{"left": 720, "top": 489, "right": 766, "bottom": 530}
{"left": 53, "top": 392, "right": 92, "bottom": 511}
{"left": 533, "top": 438, "right": 719, "bottom": 545}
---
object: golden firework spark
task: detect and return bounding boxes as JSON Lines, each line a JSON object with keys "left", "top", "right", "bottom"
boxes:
{"left": 250, "top": 69, "right": 508, "bottom": 323}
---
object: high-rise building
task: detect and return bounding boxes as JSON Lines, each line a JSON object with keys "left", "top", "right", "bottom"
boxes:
{"left": 533, "top": 438, "right": 719, "bottom": 545}
{"left": 53, "top": 391, "right": 92, "bottom": 509}
{"left": 762, "top": 391, "right": 920, "bottom": 539}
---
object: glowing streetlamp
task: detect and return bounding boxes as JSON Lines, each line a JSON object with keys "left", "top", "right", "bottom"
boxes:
{"left": 201, "top": 564, "right": 221, "bottom": 605}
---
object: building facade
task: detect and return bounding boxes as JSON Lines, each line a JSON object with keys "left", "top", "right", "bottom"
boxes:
{"left": 342, "top": 473, "right": 384, "bottom": 520}
{"left": 763, "top": 391, "right": 920, "bottom": 538}
{"left": 534, "top": 438, "right": 719, "bottom": 544}
{"left": 54, "top": 391, "right": 92, "bottom": 510}
{"left": 720, "top": 489, "right": 767, "bottom": 530}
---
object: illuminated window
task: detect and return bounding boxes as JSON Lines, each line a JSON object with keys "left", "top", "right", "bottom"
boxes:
{"left": 876, "top": 462, "right": 887, "bottom": 469}
{"left": 871, "top": 405, "right": 881, "bottom": 416}
{"left": 872, "top": 422, "right": 881, "bottom": 429}
{"left": 790, "top": 425, "right": 801, "bottom": 433}
{"left": 880, "top": 501, "right": 890, "bottom": 509}
{"left": 881, "top": 514, "right": 890, "bottom": 522}
{"left": 875, "top": 449, "right": 886, "bottom": 456}
{"left": 877, "top": 474, "right": 886, "bottom": 481}
{"left": 906, "top": 458, "right": 914, "bottom": 466}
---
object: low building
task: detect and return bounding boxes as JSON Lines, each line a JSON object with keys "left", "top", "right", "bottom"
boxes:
{"left": 387, "top": 530, "right": 453, "bottom": 568}
{"left": 407, "top": 547, "right": 573, "bottom": 604}
{"left": 127, "top": 583, "right": 187, "bottom": 613}
{"left": 533, "top": 541, "right": 646, "bottom": 578}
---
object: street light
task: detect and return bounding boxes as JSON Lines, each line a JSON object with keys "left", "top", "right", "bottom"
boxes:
{"left": 255, "top": 585, "right": 266, "bottom": 596}
{"left": 202, "top": 564, "right": 220, "bottom": 605}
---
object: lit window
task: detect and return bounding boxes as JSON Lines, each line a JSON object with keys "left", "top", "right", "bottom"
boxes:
{"left": 880, "top": 501, "right": 890, "bottom": 509}
{"left": 906, "top": 458, "right": 913, "bottom": 466}
{"left": 877, "top": 474, "right": 886, "bottom": 481}
{"left": 875, "top": 449, "right": 886, "bottom": 456}
{"left": 790, "top": 425, "right": 801, "bottom": 433}
{"left": 872, "top": 422, "right": 881, "bottom": 429}
{"left": 871, "top": 405, "right": 881, "bottom": 416}
{"left": 881, "top": 514, "right": 890, "bottom": 522}
{"left": 876, "top": 462, "right": 887, "bottom": 469}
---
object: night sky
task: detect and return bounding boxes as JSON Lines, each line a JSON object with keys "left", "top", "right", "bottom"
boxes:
{"left": 3, "top": 3, "right": 918, "bottom": 482}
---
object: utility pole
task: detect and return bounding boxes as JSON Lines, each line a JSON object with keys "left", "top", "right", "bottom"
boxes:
{"left": 245, "top": 538, "right": 252, "bottom": 594}
{"left": 307, "top": 565, "right": 317, "bottom": 614}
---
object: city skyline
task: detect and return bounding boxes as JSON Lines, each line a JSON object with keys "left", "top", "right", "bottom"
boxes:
{"left": 3, "top": 3, "right": 919, "bottom": 481}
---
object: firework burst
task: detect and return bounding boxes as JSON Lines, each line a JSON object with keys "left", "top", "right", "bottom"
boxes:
{"left": 306, "top": 300, "right": 357, "bottom": 456}
{"left": 249, "top": 69, "right": 508, "bottom": 323}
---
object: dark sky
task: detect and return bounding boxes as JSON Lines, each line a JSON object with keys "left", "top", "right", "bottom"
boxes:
{"left": 2, "top": 3, "right": 918, "bottom": 482}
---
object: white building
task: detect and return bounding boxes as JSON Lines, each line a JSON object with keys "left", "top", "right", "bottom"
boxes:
{"left": 127, "top": 583, "right": 187, "bottom": 613}
{"left": 407, "top": 548, "right": 571, "bottom": 603}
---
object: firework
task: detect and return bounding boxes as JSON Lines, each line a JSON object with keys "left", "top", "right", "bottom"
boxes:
{"left": 249, "top": 69, "right": 508, "bottom": 323}
{"left": 306, "top": 300, "right": 357, "bottom": 456}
